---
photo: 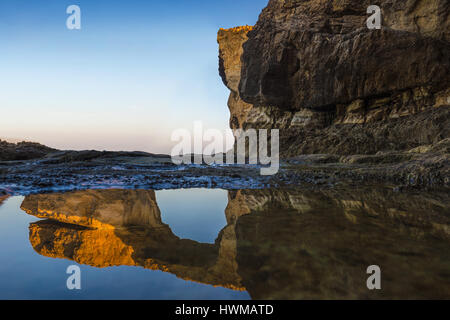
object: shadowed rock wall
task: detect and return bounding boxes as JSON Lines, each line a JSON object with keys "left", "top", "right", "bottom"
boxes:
{"left": 218, "top": 0, "right": 450, "bottom": 156}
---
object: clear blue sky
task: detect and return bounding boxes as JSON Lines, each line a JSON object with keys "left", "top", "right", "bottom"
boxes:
{"left": 0, "top": 0, "right": 268, "bottom": 153}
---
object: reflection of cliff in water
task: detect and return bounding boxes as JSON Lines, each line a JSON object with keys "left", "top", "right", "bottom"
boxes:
{"left": 21, "top": 188, "right": 450, "bottom": 299}
{"left": 0, "top": 195, "right": 9, "bottom": 207}
{"left": 22, "top": 190, "right": 243, "bottom": 291}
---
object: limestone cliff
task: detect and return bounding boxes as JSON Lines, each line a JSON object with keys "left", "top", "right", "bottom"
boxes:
{"left": 218, "top": 0, "right": 450, "bottom": 156}
{"left": 218, "top": 26, "right": 256, "bottom": 131}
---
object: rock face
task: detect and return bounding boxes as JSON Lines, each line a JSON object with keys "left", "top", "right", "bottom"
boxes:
{"left": 218, "top": 26, "right": 256, "bottom": 131}
{"left": 218, "top": 0, "right": 450, "bottom": 156}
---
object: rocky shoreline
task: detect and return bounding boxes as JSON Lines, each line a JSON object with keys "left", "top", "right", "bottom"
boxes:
{"left": 1, "top": 0, "right": 449, "bottom": 195}
{"left": 0, "top": 145, "right": 448, "bottom": 195}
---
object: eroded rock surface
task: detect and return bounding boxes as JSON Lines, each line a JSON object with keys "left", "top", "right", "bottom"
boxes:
{"left": 218, "top": 0, "right": 450, "bottom": 156}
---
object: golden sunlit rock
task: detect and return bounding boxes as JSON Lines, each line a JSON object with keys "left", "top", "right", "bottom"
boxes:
{"left": 0, "top": 195, "right": 8, "bottom": 206}
{"left": 21, "top": 189, "right": 163, "bottom": 229}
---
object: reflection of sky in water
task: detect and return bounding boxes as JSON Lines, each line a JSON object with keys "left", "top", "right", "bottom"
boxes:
{"left": 0, "top": 195, "right": 249, "bottom": 300}
{"left": 156, "top": 189, "right": 228, "bottom": 244}
{"left": 1, "top": 188, "right": 449, "bottom": 300}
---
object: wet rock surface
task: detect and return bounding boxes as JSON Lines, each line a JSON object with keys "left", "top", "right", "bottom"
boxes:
{"left": 0, "top": 147, "right": 448, "bottom": 195}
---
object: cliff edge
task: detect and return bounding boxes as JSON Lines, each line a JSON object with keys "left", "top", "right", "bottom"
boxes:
{"left": 218, "top": 0, "right": 450, "bottom": 157}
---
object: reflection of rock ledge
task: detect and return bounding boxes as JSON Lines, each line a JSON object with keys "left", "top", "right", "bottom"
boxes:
{"left": 22, "top": 188, "right": 450, "bottom": 299}
{"left": 21, "top": 189, "right": 163, "bottom": 229}
{"left": 29, "top": 221, "right": 137, "bottom": 268}
{"left": 0, "top": 195, "right": 8, "bottom": 206}
{"left": 22, "top": 190, "right": 245, "bottom": 291}
{"left": 230, "top": 188, "right": 450, "bottom": 299}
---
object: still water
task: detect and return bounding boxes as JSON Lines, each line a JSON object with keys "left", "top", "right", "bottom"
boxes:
{"left": 0, "top": 187, "right": 449, "bottom": 299}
